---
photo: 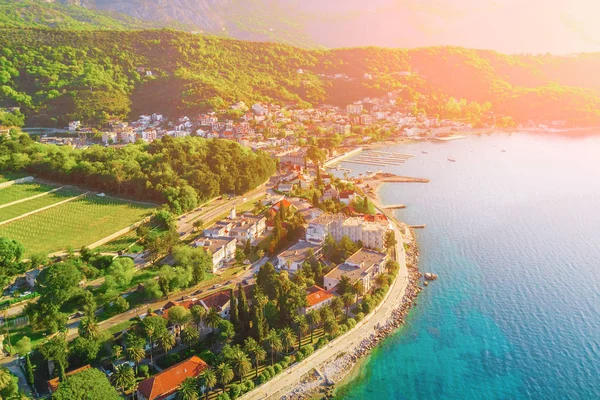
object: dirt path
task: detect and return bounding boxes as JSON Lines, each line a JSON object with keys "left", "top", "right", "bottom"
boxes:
{"left": 0, "top": 186, "right": 65, "bottom": 211}
{"left": 0, "top": 192, "right": 88, "bottom": 227}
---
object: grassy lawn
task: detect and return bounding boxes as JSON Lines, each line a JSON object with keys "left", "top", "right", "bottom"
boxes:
{"left": 94, "top": 230, "right": 139, "bottom": 253}
{"left": 0, "top": 195, "right": 154, "bottom": 256}
{"left": 106, "top": 319, "right": 136, "bottom": 335}
{"left": 0, "top": 187, "right": 83, "bottom": 223}
{"left": 0, "top": 182, "right": 57, "bottom": 205}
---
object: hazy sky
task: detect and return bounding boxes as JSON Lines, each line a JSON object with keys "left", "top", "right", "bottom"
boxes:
{"left": 296, "top": 0, "right": 600, "bottom": 53}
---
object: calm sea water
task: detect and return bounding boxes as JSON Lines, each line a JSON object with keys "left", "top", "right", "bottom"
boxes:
{"left": 335, "top": 133, "right": 600, "bottom": 400}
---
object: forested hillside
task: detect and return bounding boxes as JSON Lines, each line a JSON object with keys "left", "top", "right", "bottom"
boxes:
{"left": 1, "top": 28, "right": 600, "bottom": 127}
{"left": 0, "top": 134, "right": 276, "bottom": 212}
{"left": 0, "top": 0, "right": 172, "bottom": 30}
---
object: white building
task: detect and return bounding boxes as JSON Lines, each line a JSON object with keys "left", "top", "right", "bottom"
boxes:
{"left": 194, "top": 237, "right": 237, "bottom": 272}
{"left": 346, "top": 103, "right": 363, "bottom": 115}
{"left": 101, "top": 132, "right": 117, "bottom": 145}
{"left": 323, "top": 248, "right": 388, "bottom": 293}
{"left": 306, "top": 213, "right": 391, "bottom": 250}
{"left": 276, "top": 241, "right": 322, "bottom": 272}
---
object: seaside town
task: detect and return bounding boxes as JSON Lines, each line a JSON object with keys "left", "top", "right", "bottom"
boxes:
{"left": 0, "top": 115, "right": 431, "bottom": 400}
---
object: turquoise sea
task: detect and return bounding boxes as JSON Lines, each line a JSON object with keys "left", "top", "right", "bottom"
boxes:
{"left": 335, "top": 133, "right": 600, "bottom": 399}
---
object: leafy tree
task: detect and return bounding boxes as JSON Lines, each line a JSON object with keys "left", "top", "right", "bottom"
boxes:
{"left": 293, "top": 315, "right": 309, "bottom": 348}
{"left": 14, "top": 336, "right": 31, "bottom": 357}
{"left": 217, "top": 320, "right": 236, "bottom": 344}
{"left": 143, "top": 279, "right": 163, "bottom": 300}
{"left": 125, "top": 334, "right": 146, "bottom": 374}
{"left": 25, "top": 354, "right": 35, "bottom": 386}
{"left": 53, "top": 368, "right": 120, "bottom": 400}
{"left": 39, "top": 334, "right": 69, "bottom": 378}
{"left": 191, "top": 305, "right": 207, "bottom": 332}
{"left": 353, "top": 280, "right": 365, "bottom": 306}
{"left": 36, "top": 261, "right": 82, "bottom": 305}
{"left": 168, "top": 305, "right": 192, "bottom": 327}
{"left": 78, "top": 317, "right": 99, "bottom": 340}
{"left": 342, "top": 293, "right": 355, "bottom": 318}
{"left": 384, "top": 230, "right": 397, "bottom": 252}
{"left": 0, "top": 367, "right": 18, "bottom": 399}
{"left": 107, "top": 257, "right": 135, "bottom": 287}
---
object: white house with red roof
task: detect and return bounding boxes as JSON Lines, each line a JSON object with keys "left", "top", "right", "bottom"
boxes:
{"left": 136, "top": 356, "right": 209, "bottom": 400}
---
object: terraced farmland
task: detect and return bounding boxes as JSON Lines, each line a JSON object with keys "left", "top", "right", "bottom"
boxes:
{"left": 0, "top": 182, "right": 57, "bottom": 206}
{"left": 0, "top": 188, "right": 84, "bottom": 223}
{"left": 0, "top": 195, "right": 154, "bottom": 256}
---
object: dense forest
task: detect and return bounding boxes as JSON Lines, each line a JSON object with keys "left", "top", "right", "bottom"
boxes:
{"left": 0, "top": 134, "right": 276, "bottom": 212}
{"left": 0, "top": 28, "right": 600, "bottom": 127}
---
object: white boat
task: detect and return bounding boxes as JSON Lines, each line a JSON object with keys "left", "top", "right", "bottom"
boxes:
{"left": 447, "top": 157, "right": 456, "bottom": 162}
{"left": 421, "top": 150, "right": 428, "bottom": 154}
{"left": 501, "top": 149, "right": 506, "bottom": 153}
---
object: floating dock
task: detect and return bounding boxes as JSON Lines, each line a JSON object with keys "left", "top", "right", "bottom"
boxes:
{"left": 383, "top": 204, "right": 406, "bottom": 209}
{"left": 409, "top": 224, "right": 426, "bottom": 229}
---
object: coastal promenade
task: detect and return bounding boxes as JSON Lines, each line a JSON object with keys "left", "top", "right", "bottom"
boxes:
{"left": 242, "top": 222, "right": 409, "bottom": 400}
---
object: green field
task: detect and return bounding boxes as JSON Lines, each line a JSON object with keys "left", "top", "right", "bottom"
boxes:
{"left": 0, "top": 195, "right": 154, "bottom": 256}
{"left": 93, "top": 230, "right": 139, "bottom": 253}
{"left": 0, "top": 182, "right": 57, "bottom": 205}
{"left": 0, "top": 188, "right": 83, "bottom": 223}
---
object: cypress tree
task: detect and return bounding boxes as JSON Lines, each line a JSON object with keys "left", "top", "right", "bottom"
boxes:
{"left": 230, "top": 288, "right": 239, "bottom": 331}
{"left": 312, "top": 191, "right": 319, "bottom": 206}
{"left": 25, "top": 354, "right": 34, "bottom": 386}
{"left": 237, "top": 285, "right": 250, "bottom": 334}
{"left": 250, "top": 304, "right": 266, "bottom": 343}
{"left": 363, "top": 196, "right": 369, "bottom": 211}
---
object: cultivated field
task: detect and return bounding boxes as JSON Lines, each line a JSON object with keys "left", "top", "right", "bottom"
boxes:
{"left": 0, "top": 188, "right": 83, "bottom": 223}
{"left": 0, "top": 195, "right": 154, "bottom": 256}
{"left": 0, "top": 182, "right": 57, "bottom": 205}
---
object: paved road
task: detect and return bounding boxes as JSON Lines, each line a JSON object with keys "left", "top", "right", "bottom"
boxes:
{"left": 242, "top": 223, "right": 409, "bottom": 400}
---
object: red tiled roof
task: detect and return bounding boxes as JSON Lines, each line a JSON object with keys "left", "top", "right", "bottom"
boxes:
{"left": 305, "top": 285, "right": 334, "bottom": 307}
{"left": 200, "top": 290, "right": 231, "bottom": 311}
{"left": 137, "top": 356, "right": 209, "bottom": 400}
{"left": 363, "top": 213, "right": 388, "bottom": 223}
{"left": 47, "top": 365, "right": 92, "bottom": 393}
{"left": 340, "top": 190, "right": 355, "bottom": 199}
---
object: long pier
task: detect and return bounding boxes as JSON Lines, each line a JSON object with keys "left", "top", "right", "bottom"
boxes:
{"left": 383, "top": 204, "right": 406, "bottom": 209}
{"left": 409, "top": 224, "right": 426, "bottom": 229}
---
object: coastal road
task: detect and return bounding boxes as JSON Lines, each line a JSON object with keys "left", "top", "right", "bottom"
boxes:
{"left": 242, "top": 223, "right": 410, "bottom": 400}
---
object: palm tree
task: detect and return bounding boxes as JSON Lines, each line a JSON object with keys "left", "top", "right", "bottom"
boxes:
{"left": 230, "top": 348, "right": 252, "bottom": 383}
{"left": 215, "top": 363, "right": 234, "bottom": 393}
{"left": 204, "top": 308, "right": 222, "bottom": 330}
{"left": 353, "top": 281, "right": 365, "bottom": 306}
{"left": 182, "top": 325, "right": 200, "bottom": 348}
{"left": 294, "top": 315, "right": 309, "bottom": 348}
{"left": 244, "top": 337, "right": 267, "bottom": 378}
{"left": 342, "top": 293, "right": 354, "bottom": 318}
{"left": 158, "top": 331, "right": 176, "bottom": 355}
{"left": 199, "top": 369, "right": 217, "bottom": 400}
{"left": 190, "top": 305, "right": 207, "bottom": 332}
{"left": 280, "top": 327, "right": 296, "bottom": 354}
{"left": 112, "top": 345, "right": 123, "bottom": 361}
{"left": 126, "top": 345, "right": 145, "bottom": 374}
{"left": 111, "top": 363, "right": 136, "bottom": 392}
{"left": 78, "top": 317, "right": 99, "bottom": 340}
{"left": 324, "top": 318, "right": 339, "bottom": 337}
{"left": 264, "top": 330, "right": 282, "bottom": 366}
{"left": 306, "top": 310, "right": 321, "bottom": 343}
{"left": 177, "top": 377, "right": 199, "bottom": 400}
{"left": 144, "top": 324, "right": 156, "bottom": 365}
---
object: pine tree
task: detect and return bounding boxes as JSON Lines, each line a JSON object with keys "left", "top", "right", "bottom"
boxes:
{"left": 25, "top": 354, "right": 34, "bottom": 386}
{"left": 312, "top": 191, "right": 319, "bottom": 206}
{"left": 363, "top": 195, "right": 369, "bottom": 211}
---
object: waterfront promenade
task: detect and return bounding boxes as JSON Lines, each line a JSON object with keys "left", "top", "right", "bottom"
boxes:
{"left": 242, "top": 221, "right": 409, "bottom": 400}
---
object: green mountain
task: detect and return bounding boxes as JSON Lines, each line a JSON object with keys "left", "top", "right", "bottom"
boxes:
{"left": 0, "top": 0, "right": 179, "bottom": 30}
{"left": 1, "top": 28, "right": 599, "bottom": 128}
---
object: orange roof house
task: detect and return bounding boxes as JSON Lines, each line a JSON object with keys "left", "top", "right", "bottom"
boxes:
{"left": 136, "top": 356, "right": 209, "bottom": 400}
{"left": 301, "top": 285, "right": 334, "bottom": 314}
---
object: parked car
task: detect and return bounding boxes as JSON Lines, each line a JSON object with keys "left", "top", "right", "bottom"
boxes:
{"left": 193, "top": 289, "right": 203, "bottom": 295}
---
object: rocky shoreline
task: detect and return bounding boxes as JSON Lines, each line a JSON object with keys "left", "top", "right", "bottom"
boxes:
{"left": 281, "top": 235, "right": 423, "bottom": 400}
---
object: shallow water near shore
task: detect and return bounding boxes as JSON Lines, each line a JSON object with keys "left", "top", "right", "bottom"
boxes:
{"left": 333, "top": 133, "right": 600, "bottom": 399}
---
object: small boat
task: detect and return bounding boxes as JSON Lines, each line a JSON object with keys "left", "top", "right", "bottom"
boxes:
{"left": 421, "top": 150, "right": 428, "bottom": 154}
{"left": 366, "top": 170, "right": 373, "bottom": 174}
{"left": 501, "top": 149, "right": 506, "bottom": 153}
{"left": 447, "top": 157, "right": 456, "bottom": 162}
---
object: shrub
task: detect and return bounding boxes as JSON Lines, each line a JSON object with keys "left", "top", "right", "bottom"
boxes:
{"left": 355, "top": 312, "right": 365, "bottom": 322}
{"left": 198, "top": 349, "right": 216, "bottom": 365}
{"left": 301, "top": 344, "right": 314, "bottom": 357}
{"left": 273, "top": 364, "right": 283, "bottom": 374}
{"left": 316, "top": 337, "right": 328, "bottom": 349}
{"left": 262, "top": 369, "right": 272, "bottom": 380}
{"left": 217, "top": 393, "right": 231, "bottom": 400}
{"left": 346, "top": 318, "right": 357, "bottom": 328}
{"left": 281, "top": 356, "right": 292, "bottom": 368}
{"left": 243, "top": 380, "right": 255, "bottom": 391}
{"left": 296, "top": 351, "right": 305, "bottom": 362}
{"left": 228, "top": 384, "right": 242, "bottom": 399}
{"left": 166, "top": 353, "right": 181, "bottom": 366}
{"left": 257, "top": 373, "right": 268, "bottom": 385}
{"left": 137, "top": 364, "right": 149, "bottom": 378}
{"left": 266, "top": 366, "right": 275, "bottom": 376}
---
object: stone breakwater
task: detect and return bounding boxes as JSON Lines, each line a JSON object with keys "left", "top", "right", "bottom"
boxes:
{"left": 282, "top": 238, "right": 422, "bottom": 400}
